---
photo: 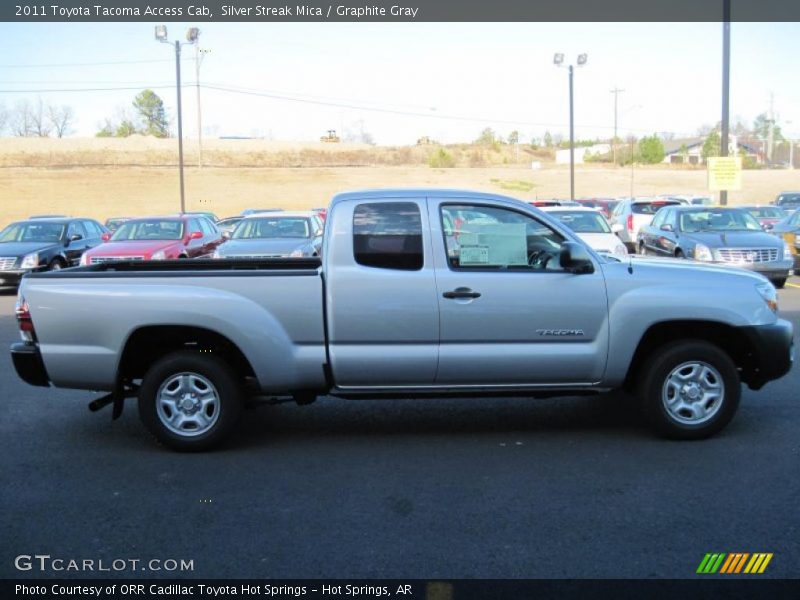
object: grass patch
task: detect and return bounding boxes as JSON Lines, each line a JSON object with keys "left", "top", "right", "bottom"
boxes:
{"left": 490, "top": 178, "right": 536, "bottom": 192}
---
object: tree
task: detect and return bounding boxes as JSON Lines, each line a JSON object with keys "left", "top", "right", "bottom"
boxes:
{"left": 0, "top": 103, "right": 7, "bottom": 134}
{"left": 47, "top": 104, "right": 74, "bottom": 138}
{"left": 638, "top": 134, "right": 665, "bottom": 164}
{"left": 543, "top": 131, "right": 553, "bottom": 148}
{"left": 753, "top": 113, "right": 782, "bottom": 141}
{"left": 11, "top": 100, "right": 34, "bottom": 136}
{"left": 702, "top": 130, "right": 721, "bottom": 159}
{"left": 133, "top": 89, "right": 169, "bottom": 137}
{"left": 507, "top": 130, "right": 519, "bottom": 145}
{"left": 29, "top": 98, "right": 51, "bottom": 137}
{"left": 475, "top": 127, "right": 496, "bottom": 146}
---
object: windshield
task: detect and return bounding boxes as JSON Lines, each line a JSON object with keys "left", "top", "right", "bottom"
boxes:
{"left": 632, "top": 201, "right": 680, "bottom": 215}
{"left": 0, "top": 222, "right": 65, "bottom": 243}
{"left": 111, "top": 220, "right": 184, "bottom": 241}
{"left": 778, "top": 194, "right": 800, "bottom": 207}
{"left": 746, "top": 207, "right": 785, "bottom": 219}
{"left": 233, "top": 217, "right": 311, "bottom": 239}
{"left": 549, "top": 211, "right": 611, "bottom": 233}
{"left": 679, "top": 209, "right": 762, "bottom": 233}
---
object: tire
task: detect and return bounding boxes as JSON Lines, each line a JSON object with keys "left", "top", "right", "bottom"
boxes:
{"left": 675, "top": 249, "right": 685, "bottom": 259}
{"left": 138, "top": 350, "right": 243, "bottom": 451}
{"left": 48, "top": 258, "right": 65, "bottom": 271}
{"left": 637, "top": 340, "right": 740, "bottom": 440}
{"left": 770, "top": 278, "right": 787, "bottom": 289}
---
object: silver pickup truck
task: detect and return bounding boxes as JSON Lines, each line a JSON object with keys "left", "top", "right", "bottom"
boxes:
{"left": 10, "top": 189, "right": 794, "bottom": 450}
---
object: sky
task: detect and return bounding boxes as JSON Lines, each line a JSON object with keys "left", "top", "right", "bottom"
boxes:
{"left": 0, "top": 21, "right": 798, "bottom": 145}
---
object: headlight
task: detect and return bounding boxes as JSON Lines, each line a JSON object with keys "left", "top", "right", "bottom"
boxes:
{"left": 693, "top": 244, "right": 713, "bottom": 261}
{"left": 19, "top": 252, "right": 39, "bottom": 269}
{"left": 613, "top": 243, "right": 628, "bottom": 257}
{"left": 80, "top": 253, "right": 89, "bottom": 266}
{"left": 289, "top": 249, "right": 305, "bottom": 258}
{"left": 755, "top": 281, "right": 778, "bottom": 313}
{"left": 151, "top": 250, "right": 166, "bottom": 260}
{"left": 783, "top": 241, "right": 792, "bottom": 259}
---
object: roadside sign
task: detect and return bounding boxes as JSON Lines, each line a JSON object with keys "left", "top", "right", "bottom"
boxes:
{"left": 707, "top": 156, "right": 742, "bottom": 191}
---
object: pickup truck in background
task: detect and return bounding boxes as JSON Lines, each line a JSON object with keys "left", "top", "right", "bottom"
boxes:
{"left": 11, "top": 189, "right": 794, "bottom": 451}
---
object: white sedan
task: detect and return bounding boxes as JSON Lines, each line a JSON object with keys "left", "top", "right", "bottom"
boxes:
{"left": 542, "top": 206, "right": 629, "bottom": 257}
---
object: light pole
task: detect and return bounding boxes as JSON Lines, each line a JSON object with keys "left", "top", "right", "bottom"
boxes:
{"left": 155, "top": 25, "right": 199, "bottom": 213}
{"left": 554, "top": 53, "right": 587, "bottom": 201}
{"left": 195, "top": 44, "right": 210, "bottom": 169}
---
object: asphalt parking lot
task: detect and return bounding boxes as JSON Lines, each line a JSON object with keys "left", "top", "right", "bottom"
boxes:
{"left": 1, "top": 281, "right": 798, "bottom": 580}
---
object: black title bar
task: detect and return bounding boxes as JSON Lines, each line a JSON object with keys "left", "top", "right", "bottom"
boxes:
{"left": 3, "top": 0, "right": 800, "bottom": 22}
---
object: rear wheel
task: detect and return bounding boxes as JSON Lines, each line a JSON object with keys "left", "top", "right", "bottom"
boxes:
{"left": 770, "top": 278, "right": 787, "bottom": 289}
{"left": 138, "top": 351, "right": 243, "bottom": 451}
{"left": 637, "top": 340, "right": 740, "bottom": 440}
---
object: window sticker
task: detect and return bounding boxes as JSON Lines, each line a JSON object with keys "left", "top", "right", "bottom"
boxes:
{"left": 459, "top": 245, "right": 490, "bottom": 265}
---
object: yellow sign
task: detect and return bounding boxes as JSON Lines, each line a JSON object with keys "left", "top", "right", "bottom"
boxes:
{"left": 707, "top": 156, "right": 742, "bottom": 191}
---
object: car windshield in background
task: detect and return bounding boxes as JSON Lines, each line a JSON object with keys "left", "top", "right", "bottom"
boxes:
{"left": 679, "top": 209, "right": 762, "bottom": 233}
{"left": 778, "top": 194, "right": 800, "bottom": 207}
{"left": 550, "top": 211, "right": 611, "bottom": 233}
{"left": 746, "top": 207, "right": 784, "bottom": 219}
{"left": 0, "top": 222, "right": 64, "bottom": 243}
{"left": 233, "top": 217, "right": 311, "bottom": 239}
{"left": 632, "top": 201, "right": 680, "bottom": 215}
{"left": 111, "top": 220, "right": 184, "bottom": 241}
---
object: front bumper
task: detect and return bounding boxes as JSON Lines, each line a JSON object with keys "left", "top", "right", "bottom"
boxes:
{"left": 10, "top": 342, "right": 50, "bottom": 387}
{"left": 0, "top": 270, "right": 25, "bottom": 287}
{"left": 708, "top": 259, "right": 793, "bottom": 280}
{"left": 739, "top": 320, "right": 794, "bottom": 389}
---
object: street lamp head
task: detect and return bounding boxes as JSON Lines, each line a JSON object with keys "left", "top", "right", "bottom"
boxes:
{"left": 154, "top": 25, "right": 168, "bottom": 42}
{"left": 553, "top": 53, "right": 564, "bottom": 66}
{"left": 186, "top": 27, "right": 200, "bottom": 43}
{"left": 577, "top": 53, "right": 588, "bottom": 66}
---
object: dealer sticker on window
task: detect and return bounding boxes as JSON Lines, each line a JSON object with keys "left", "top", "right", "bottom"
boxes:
{"left": 460, "top": 246, "right": 490, "bottom": 265}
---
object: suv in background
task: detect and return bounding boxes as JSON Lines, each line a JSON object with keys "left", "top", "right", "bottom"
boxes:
{"left": 609, "top": 197, "right": 681, "bottom": 252}
{"left": 774, "top": 192, "right": 800, "bottom": 214}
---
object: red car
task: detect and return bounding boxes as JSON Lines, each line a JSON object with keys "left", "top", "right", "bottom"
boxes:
{"left": 740, "top": 205, "right": 787, "bottom": 230}
{"left": 312, "top": 207, "right": 328, "bottom": 221}
{"left": 573, "top": 198, "right": 620, "bottom": 219}
{"left": 80, "top": 215, "right": 225, "bottom": 265}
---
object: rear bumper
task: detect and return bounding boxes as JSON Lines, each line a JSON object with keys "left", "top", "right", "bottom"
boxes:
{"left": 739, "top": 320, "right": 794, "bottom": 389}
{"left": 10, "top": 342, "right": 50, "bottom": 387}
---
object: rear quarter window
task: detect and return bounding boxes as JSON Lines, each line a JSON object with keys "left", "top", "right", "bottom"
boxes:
{"left": 353, "top": 202, "right": 423, "bottom": 271}
{"left": 632, "top": 202, "right": 679, "bottom": 215}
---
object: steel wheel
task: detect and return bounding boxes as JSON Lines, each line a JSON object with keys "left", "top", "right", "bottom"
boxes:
{"left": 156, "top": 372, "right": 220, "bottom": 437}
{"left": 661, "top": 360, "right": 724, "bottom": 425}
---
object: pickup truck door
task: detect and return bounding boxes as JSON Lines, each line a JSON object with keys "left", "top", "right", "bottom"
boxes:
{"left": 325, "top": 198, "right": 439, "bottom": 387}
{"left": 429, "top": 199, "right": 609, "bottom": 385}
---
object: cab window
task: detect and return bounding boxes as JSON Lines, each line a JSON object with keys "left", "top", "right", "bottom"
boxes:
{"left": 353, "top": 202, "right": 423, "bottom": 271}
{"left": 440, "top": 204, "right": 565, "bottom": 270}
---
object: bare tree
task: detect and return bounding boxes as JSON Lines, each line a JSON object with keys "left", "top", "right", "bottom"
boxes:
{"left": 47, "top": 104, "right": 75, "bottom": 138}
{"left": 30, "top": 98, "right": 51, "bottom": 137}
{"left": 11, "top": 100, "right": 34, "bottom": 137}
{"left": 0, "top": 103, "right": 7, "bottom": 134}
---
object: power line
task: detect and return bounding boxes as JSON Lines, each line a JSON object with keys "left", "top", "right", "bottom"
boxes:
{"left": 0, "top": 58, "right": 189, "bottom": 68}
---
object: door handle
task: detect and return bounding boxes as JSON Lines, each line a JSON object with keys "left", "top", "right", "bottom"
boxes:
{"left": 443, "top": 287, "right": 481, "bottom": 299}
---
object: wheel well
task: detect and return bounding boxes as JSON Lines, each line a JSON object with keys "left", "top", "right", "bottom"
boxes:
{"left": 624, "top": 320, "right": 756, "bottom": 389}
{"left": 118, "top": 325, "right": 256, "bottom": 383}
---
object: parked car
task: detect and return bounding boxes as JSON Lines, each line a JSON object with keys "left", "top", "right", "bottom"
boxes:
{"left": 740, "top": 205, "right": 787, "bottom": 231}
{"left": 573, "top": 198, "right": 619, "bottom": 219}
{"left": 30, "top": 214, "right": 69, "bottom": 219}
{"left": 104, "top": 217, "right": 131, "bottom": 232}
{"left": 541, "top": 207, "right": 628, "bottom": 257}
{"left": 609, "top": 197, "right": 682, "bottom": 252}
{"left": 636, "top": 206, "right": 792, "bottom": 288}
{"left": 215, "top": 216, "right": 243, "bottom": 236}
{"left": 80, "top": 215, "right": 224, "bottom": 265}
{"left": 0, "top": 217, "right": 107, "bottom": 287}
{"left": 182, "top": 211, "right": 219, "bottom": 223}
{"left": 213, "top": 211, "right": 324, "bottom": 259}
{"left": 312, "top": 207, "right": 328, "bottom": 221}
{"left": 770, "top": 209, "right": 800, "bottom": 268}
{"left": 774, "top": 191, "right": 800, "bottom": 214}
{"left": 240, "top": 208, "right": 284, "bottom": 216}
{"left": 10, "top": 189, "right": 793, "bottom": 450}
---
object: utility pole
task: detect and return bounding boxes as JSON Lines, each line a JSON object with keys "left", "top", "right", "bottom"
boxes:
{"left": 610, "top": 87, "right": 624, "bottom": 166}
{"left": 195, "top": 45, "right": 210, "bottom": 169}
{"left": 719, "top": 0, "right": 731, "bottom": 206}
{"left": 767, "top": 92, "right": 775, "bottom": 166}
{"left": 569, "top": 65, "right": 575, "bottom": 200}
{"left": 174, "top": 40, "right": 186, "bottom": 213}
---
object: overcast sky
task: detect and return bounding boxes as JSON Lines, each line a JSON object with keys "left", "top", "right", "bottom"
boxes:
{"left": 1, "top": 21, "right": 798, "bottom": 144}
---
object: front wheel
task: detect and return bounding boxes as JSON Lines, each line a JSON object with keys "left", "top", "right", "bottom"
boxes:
{"left": 637, "top": 340, "right": 740, "bottom": 440}
{"left": 138, "top": 351, "right": 243, "bottom": 451}
{"left": 770, "top": 278, "right": 787, "bottom": 289}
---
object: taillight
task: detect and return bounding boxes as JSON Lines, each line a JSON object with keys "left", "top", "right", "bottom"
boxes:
{"left": 627, "top": 214, "right": 634, "bottom": 232}
{"left": 15, "top": 294, "right": 36, "bottom": 342}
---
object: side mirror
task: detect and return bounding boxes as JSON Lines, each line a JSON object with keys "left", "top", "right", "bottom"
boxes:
{"left": 763, "top": 223, "right": 774, "bottom": 232}
{"left": 101, "top": 233, "right": 111, "bottom": 242}
{"left": 611, "top": 222, "right": 623, "bottom": 234}
{"left": 560, "top": 241, "right": 594, "bottom": 274}
{"left": 660, "top": 224, "right": 674, "bottom": 232}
